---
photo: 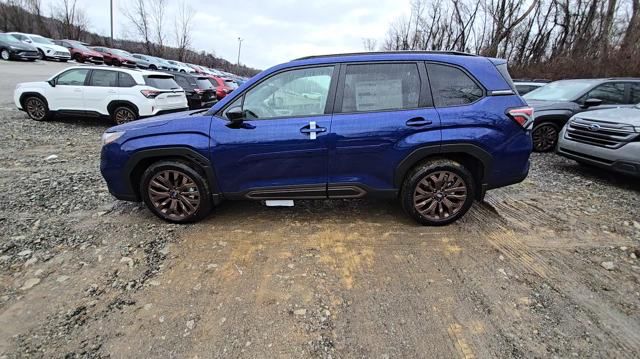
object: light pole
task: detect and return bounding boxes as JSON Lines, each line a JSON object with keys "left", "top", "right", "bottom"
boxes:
{"left": 237, "top": 37, "right": 243, "bottom": 66}
{"left": 110, "top": 0, "right": 114, "bottom": 46}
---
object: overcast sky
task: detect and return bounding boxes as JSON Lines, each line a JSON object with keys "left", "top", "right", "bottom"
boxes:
{"left": 42, "top": 0, "right": 411, "bottom": 69}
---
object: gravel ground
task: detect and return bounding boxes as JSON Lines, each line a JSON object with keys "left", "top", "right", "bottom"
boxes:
{"left": 1, "top": 75, "right": 640, "bottom": 357}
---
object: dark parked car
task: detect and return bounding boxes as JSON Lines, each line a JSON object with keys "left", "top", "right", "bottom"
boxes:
{"left": 513, "top": 79, "right": 549, "bottom": 95}
{"left": 90, "top": 47, "right": 137, "bottom": 67}
{"left": 100, "top": 51, "right": 533, "bottom": 225}
{"left": 523, "top": 78, "right": 640, "bottom": 151}
{"left": 53, "top": 39, "right": 104, "bottom": 64}
{"left": 170, "top": 72, "right": 218, "bottom": 109}
{"left": 0, "top": 32, "right": 39, "bottom": 61}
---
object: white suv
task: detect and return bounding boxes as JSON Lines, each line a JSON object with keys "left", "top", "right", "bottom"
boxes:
{"left": 14, "top": 66, "right": 189, "bottom": 124}
{"left": 8, "top": 32, "right": 71, "bottom": 61}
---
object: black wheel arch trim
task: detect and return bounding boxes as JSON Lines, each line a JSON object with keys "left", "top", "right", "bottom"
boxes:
{"left": 394, "top": 144, "right": 493, "bottom": 188}
{"left": 19, "top": 92, "right": 49, "bottom": 108}
{"left": 108, "top": 100, "right": 139, "bottom": 116}
{"left": 122, "top": 147, "right": 220, "bottom": 202}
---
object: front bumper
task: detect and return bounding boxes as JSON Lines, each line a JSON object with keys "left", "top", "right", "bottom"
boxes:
{"left": 11, "top": 50, "right": 39, "bottom": 60}
{"left": 46, "top": 52, "right": 71, "bottom": 60}
{"left": 557, "top": 127, "right": 640, "bottom": 177}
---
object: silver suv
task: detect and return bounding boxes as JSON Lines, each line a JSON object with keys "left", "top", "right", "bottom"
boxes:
{"left": 557, "top": 104, "right": 640, "bottom": 177}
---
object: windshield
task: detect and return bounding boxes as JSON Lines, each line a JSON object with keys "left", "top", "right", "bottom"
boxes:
{"left": 0, "top": 34, "right": 20, "bottom": 43}
{"left": 523, "top": 80, "right": 596, "bottom": 101}
{"left": 31, "top": 36, "right": 53, "bottom": 45}
{"left": 69, "top": 41, "right": 90, "bottom": 51}
{"left": 111, "top": 49, "right": 131, "bottom": 57}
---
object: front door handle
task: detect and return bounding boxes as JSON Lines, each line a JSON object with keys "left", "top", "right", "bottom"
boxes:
{"left": 300, "top": 121, "right": 326, "bottom": 140}
{"left": 406, "top": 117, "right": 433, "bottom": 127}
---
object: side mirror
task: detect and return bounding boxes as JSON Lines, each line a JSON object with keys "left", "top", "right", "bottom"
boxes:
{"left": 48, "top": 79, "right": 56, "bottom": 87}
{"left": 583, "top": 98, "right": 603, "bottom": 108}
{"left": 225, "top": 106, "right": 244, "bottom": 125}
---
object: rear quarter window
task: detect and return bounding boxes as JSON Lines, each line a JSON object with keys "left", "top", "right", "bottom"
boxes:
{"left": 427, "top": 63, "right": 483, "bottom": 107}
{"left": 144, "top": 75, "right": 181, "bottom": 90}
{"left": 495, "top": 63, "right": 516, "bottom": 91}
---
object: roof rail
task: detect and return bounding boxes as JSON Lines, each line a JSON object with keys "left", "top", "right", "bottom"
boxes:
{"left": 293, "top": 50, "right": 477, "bottom": 61}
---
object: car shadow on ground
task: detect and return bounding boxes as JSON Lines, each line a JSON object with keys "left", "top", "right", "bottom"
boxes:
{"left": 557, "top": 160, "right": 640, "bottom": 192}
{"left": 49, "top": 115, "right": 113, "bottom": 128}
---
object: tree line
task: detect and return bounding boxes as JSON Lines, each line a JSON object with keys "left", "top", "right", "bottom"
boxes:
{"left": 0, "top": 0, "right": 259, "bottom": 77}
{"left": 372, "top": 0, "right": 640, "bottom": 79}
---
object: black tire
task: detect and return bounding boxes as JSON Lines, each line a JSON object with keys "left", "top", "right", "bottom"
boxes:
{"left": 23, "top": 96, "right": 50, "bottom": 121}
{"left": 532, "top": 122, "right": 560, "bottom": 152}
{"left": 37, "top": 49, "right": 45, "bottom": 60}
{"left": 74, "top": 53, "right": 84, "bottom": 63}
{"left": 149, "top": 65, "right": 157, "bottom": 70}
{"left": 0, "top": 49, "right": 10, "bottom": 61}
{"left": 401, "top": 159, "right": 475, "bottom": 226}
{"left": 140, "top": 161, "right": 213, "bottom": 223}
{"left": 113, "top": 60, "right": 121, "bottom": 67}
{"left": 110, "top": 106, "right": 138, "bottom": 125}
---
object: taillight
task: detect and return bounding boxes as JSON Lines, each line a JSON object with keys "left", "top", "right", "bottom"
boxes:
{"left": 141, "top": 90, "right": 161, "bottom": 98}
{"left": 507, "top": 107, "right": 534, "bottom": 128}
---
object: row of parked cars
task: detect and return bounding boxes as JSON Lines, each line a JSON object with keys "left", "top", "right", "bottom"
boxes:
{"left": 1, "top": 31, "right": 247, "bottom": 102}
{"left": 513, "top": 77, "right": 640, "bottom": 178}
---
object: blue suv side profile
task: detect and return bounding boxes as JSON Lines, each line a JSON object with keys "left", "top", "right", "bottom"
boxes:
{"left": 100, "top": 51, "right": 533, "bottom": 225}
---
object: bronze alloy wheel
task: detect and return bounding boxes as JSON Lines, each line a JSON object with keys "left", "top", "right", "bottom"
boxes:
{"left": 413, "top": 170, "right": 468, "bottom": 222}
{"left": 114, "top": 107, "right": 135, "bottom": 125}
{"left": 25, "top": 97, "right": 47, "bottom": 121}
{"left": 148, "top": 170, "right": 201, "bottom": 221}
{"left": 532, "top": 123, "right": 558, "bottom": 152}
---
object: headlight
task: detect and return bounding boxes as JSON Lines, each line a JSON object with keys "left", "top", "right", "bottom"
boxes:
{"left": 101, "top": 131, "right": 125, "bottom": 145}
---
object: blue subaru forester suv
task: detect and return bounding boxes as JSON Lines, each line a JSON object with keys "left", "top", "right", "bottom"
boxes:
{"left": 100, "top": 51, "right": 533, "bottom": 225}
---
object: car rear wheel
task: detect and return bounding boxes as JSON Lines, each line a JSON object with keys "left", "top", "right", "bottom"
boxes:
{"left": 401, "top": 159, "right": 475, "bottom": 226}
{"left": 1, "top": 49, "right": 10, "bottom": 60}
{"left": 111, "top": 106, "right": 137, "bottom": 125}
{"left": 532, "top": 122, "right": 559, "bottom": 152}
{"left": 24, "top": 96, "right": 50, "bottom": 121}
{"left": 141, "top": 161, "right": 212, "bottom": 223}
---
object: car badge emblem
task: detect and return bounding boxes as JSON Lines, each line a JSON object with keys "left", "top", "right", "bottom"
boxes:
{"left": 588, "top": 124, "right": 601, "bottom": 131}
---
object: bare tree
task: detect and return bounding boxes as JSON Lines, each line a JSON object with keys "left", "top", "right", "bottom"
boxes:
{"left": 51, "top": 0, "right": 88, "bottom": 39}
{"left": 174, "top": 0, "right": 194, "bottom": 61}
{"left": 149, "top": 0, "right": 167, "bottom": 56}
{"left": 362, "top": 38, "right": 377, "bottom": 51}
{"left": 122, "top": 0, "right": 154, "bottom": 54}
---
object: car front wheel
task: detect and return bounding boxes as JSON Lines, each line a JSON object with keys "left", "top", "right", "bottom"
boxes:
{"left": 141, "top": 161, "right": 213, "bottom": 223}
{"left": 24, "top": 96, "right": 50, "bottom": 121}
{"left": 1, "top": 49, "right": 10, "bottom": 60}
{"left": 532, "top": 122, "right": 559, "bottom": 152}
{"left": 401, "top": 159, "right": 475, "bottom": 226}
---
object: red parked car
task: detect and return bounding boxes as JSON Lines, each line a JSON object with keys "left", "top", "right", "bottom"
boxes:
{"left": 206, "top": 76, "right": 238, "bottom": 100}
{"left": 90, "top": 46, "right": 137, "bottom": 67}
{"left": 53, "top": 40, "right": 104, "bottom": 64}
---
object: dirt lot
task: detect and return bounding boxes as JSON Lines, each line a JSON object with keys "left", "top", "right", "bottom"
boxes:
{"left": 1, "top": 62, "right": 640, "bottom": 358}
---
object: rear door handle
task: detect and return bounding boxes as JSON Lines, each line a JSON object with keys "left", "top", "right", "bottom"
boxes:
{"left": 406, "top": 117, "right": 433, "bottom": 127}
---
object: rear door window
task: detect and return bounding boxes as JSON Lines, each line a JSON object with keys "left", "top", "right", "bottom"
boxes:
{"left": 144, "top": 75, "right": 181, "bottom": 90}
{"left": 174, "top": 76, "right": 194, "bottom": 90}
{"left": 339, "top": 63, "right": 420, "bottom": 113}
{"left": 89, "top": 70, "right": 118, "bottom": 87}
{"left": 427, "top": 63, "right": 483, "bottom": 107}
{"left": 630, "top": 83, "right": 640, "bottom": 104}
